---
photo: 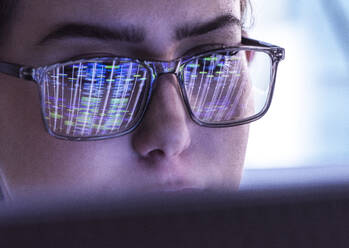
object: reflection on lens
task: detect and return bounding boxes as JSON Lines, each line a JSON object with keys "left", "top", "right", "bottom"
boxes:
{"left": 42, "top": 58, "right": 149, "bottom": 138}
{"left": 183, "top": 50, "right": 272, "bottom": 124}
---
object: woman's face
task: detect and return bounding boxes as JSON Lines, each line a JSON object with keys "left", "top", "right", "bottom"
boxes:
{"left": 0, "top": 0, "right": 249, "bottom": 200}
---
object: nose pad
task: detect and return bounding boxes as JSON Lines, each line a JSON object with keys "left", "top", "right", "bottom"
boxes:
{"left": 131, "top": 73, "right": 191, "bottom": 160}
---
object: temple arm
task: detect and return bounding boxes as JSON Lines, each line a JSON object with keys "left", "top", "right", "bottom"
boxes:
{"left": 0, "top": 62, "right": 34, "bottom": 80}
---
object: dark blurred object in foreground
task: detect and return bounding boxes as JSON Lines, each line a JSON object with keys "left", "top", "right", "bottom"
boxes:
{"left": 0, "top": 184, "right": 349, "bottom": 248}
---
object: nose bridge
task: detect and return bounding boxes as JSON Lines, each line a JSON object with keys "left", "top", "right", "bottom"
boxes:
{"left": 148, "top": 60, "right": 181, "bottom": 78}
{"left": 149, "top": 60, "right": 184, "bottom": 107}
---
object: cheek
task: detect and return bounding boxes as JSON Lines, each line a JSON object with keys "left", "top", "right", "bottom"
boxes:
{"left": 0, "top": 79, "right": 44, "bottom": 176}
{"left": 194, "top": 124, "right": 249, "bottom": 151}
{"left": 216, "top": 126, "right": 249, "bottom": 186}
{"left": 188, "top": 125, "right": 249, "bottom": 189}
{"left": 213, "top": 126, "right": 249, "bottom": 163}
{"left": 0, "top": 76, "right": 43, "bottom": 141}
{"left": 0, "top": 134, "right": 137, "bottom": 198}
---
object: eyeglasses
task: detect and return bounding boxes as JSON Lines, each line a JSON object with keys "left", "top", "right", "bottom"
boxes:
{"left": 0, "top": 37, "right": 284, "bottom": 141}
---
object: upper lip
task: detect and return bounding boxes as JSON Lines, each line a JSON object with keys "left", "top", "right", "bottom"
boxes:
{"left": 137, "top": 158, "right": 202, "bottom": 192}
{"left": 150, "top": 183, "right": 204, "bottom": 193}
{"left": 162, "top": 188, "right": 205, "bottom": 194}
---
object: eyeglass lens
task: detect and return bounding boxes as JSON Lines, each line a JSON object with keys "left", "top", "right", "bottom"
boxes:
{"left": 40, "top": 50, "right": 272, "bottom": 139}
{"left": 42, "top": 58, "right": 149, "bottom": 138}
{"left": 182, "top": 51, "right": 272, "bottom": 124}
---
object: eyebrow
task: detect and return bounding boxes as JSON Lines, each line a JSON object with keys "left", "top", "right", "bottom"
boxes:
{"left": 38, "top": 14, "right": 241, "bottom": 45}
{"left": 175, "top": 14, "right": 241, "bottom": 40}
{"left": 38, "top": 23, "right": 146, "bottom": 45}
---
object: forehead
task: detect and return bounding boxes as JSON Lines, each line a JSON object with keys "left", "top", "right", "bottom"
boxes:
{"left": 2, "top": 0, "right": 241, "bottom": 64}
{"left": 15, "top": 0, "right": 240, "bottom": 28}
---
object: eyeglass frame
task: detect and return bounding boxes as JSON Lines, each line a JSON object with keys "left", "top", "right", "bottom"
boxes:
{"left": 0, "top": 37, "right": 285, "bottom": 141}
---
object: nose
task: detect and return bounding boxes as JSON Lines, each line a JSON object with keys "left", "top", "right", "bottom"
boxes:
{"left": 131, "top": 73, "right": 191, "bottom": 160}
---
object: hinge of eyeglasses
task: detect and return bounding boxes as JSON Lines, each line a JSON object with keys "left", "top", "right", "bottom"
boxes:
{"left": 19, "top": 67, "right": 34, "bottom": 81}
{"left": 273, "top": 48, "right": 285, "bottom": 61}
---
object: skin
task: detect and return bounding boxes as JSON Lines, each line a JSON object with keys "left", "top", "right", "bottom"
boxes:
{"left": 0, "top": 0, "right": 249, "bottom": 200}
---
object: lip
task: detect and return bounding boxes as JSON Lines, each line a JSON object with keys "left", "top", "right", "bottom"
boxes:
{"left": 155, "top": 186, "right": 204, "bottom": 193}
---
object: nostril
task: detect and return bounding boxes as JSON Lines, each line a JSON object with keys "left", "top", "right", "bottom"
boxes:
{"left": 148, "top": 149, "right": 165, "bottom": 159}
{"left": 142, "top": 149, "right": 166, "bottom": 167}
